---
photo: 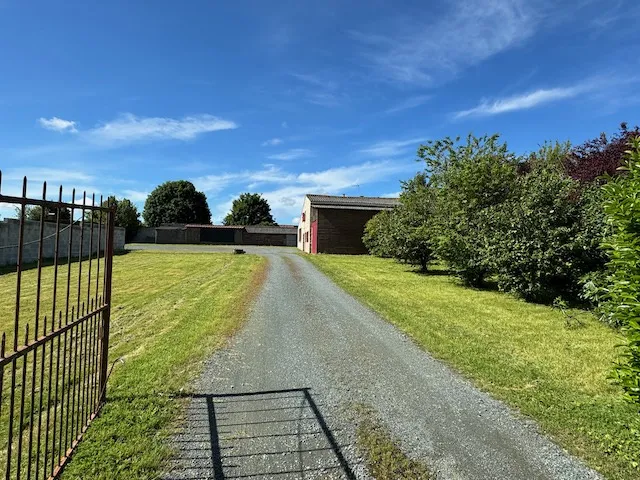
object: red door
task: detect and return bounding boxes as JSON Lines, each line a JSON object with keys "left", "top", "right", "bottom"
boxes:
{"left": 311, "top": 220, "right": 318, "bottom": 254}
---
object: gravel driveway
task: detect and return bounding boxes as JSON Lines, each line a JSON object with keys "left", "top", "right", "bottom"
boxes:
{"left": 155, "top": 246, "right": 600, "bottom": 480}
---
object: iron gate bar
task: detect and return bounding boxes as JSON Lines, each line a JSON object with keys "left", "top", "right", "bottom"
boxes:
{"left": 0, "top": 171, "right": 115, "bottom": 480}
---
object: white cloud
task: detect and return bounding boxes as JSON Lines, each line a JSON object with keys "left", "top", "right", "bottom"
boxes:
{"left": 306, "top": 92, "right": 342, "bottom": 108}
{"left": 290, "top": 72, "right": 345, "bottom": 108}
{"left": 454, "top": 85, "right": 585, "bottom": 118}
{"left": 262, "top": 138, "right": 284, "bottom": 147}
{"left": 192, "top": 160, "right": 417, "bottom": 224}
{"left": 385, "top": 95, "right": 431, "bottom": 114}
{"left": 267, "top": 148, "right": 314, "bottom": 161}
{"left": 87, "top": 113, "right": 237, "bottom": 144}
{"left": 282, "top": 121, "right": 289, "bottom": 129}
{"left": 359, "top": 138, "right": 424, "bottom": 158}
{"left": 350, "top": 0, "right": 538, "bottom": 85}
{"left": 382, "top": 191, "right": 401, "bottom": 198}
{"left": 122, "top": 189, "right": 149, "bottom": 202}
{"left": 2, "top": 168, "right": 94, "bottom": 184}
{"left": 38, "top": 117, "right": 78, "bottom": 133}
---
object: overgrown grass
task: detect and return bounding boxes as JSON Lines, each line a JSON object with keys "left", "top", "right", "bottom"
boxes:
{"left": 0, "top": 251, "right": 266, "bottom": 479}
{"left": 305, "top": 254, "right": 640, "bottom": 480}
{"left": 353, "top": 404, "right": 432, "bottom": 480}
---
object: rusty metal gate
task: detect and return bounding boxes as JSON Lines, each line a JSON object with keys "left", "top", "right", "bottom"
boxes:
{"left": 0, "top": 172, "right": 115, "bottom": 479}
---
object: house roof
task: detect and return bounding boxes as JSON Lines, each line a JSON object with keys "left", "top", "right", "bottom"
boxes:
{"left": 306, "top": 194, "right": 400, "bottom": 210}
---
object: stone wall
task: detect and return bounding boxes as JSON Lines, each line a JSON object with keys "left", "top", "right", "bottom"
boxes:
{"left": 0, "top": 219, "right": 125, "bottom": 267}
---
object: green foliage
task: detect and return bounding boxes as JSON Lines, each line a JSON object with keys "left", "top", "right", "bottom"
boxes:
{"left": 142, "top": 181, "right": 211, "bottom": 227}
{"left": 115, "top": 199, "right": 141, "bottom": 242}
{"left": 363, "top": 174, "right": 436, "bottom": 270}
{"left": 492, "top": 143, "right": 607, "bottom": 303}
{"left": 363, "top": 210, "right": 394, "bottom": 258}
{"left": 86, "top": 196, "right": 141, "bottom": 242}
{"left": 600, "top": 136, "right": 640, "bottom": 404}
{"left": 223, "top": 192, "right": 276, "bottom": 226}
{"left": 419, "top": 134, "right": 518, "bottom": 286}
{"left": 19, "top": 205, "right": 71, "bottom": 223}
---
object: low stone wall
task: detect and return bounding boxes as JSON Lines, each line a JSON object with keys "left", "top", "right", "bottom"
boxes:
{"left": 0, "top": 219, "right": 125, "bottom": 267}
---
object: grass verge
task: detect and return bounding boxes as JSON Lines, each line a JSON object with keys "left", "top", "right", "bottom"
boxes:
{"left": 305, "top": 254, "right": 640, "bottom": 480}
{"left": 0, "top": 250, "right": 266, "bottom": 479}
{"left": 353, "top": 404, "right": 432, "bottom": 479}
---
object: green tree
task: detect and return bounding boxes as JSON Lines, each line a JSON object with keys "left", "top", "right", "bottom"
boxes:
{"left": 363, "top": 209, "right": 394, "bottom": 258}
{"left": 419, "top": 134, "right": 518, "bottom": 286}
{"left": 492, "top": 142, "right": 606, "bottom": 303}
{"left": 20, "top": 205, "right": 71, "bottom": 223}
{"left": 223, "top": 193, "right": 276, "bottom": 226}
{"left": 363, "top": 173, "right": 436, "bottom": 271}
{"left": 143, "top": 181, "right": 211, "bottom": 227}
{"left": 600, "top": 136, "right": 640, "bottom": 404}
{"left": 86, "top": 196, "right": 141, "bottom": 241}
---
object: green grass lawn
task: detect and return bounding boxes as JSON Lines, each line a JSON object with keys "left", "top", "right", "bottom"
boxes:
{"left": 0, "top": 250, "right": 266, "bottom": 479}
{"left": 305, "top": 254, "right": 640, "bottom": 480}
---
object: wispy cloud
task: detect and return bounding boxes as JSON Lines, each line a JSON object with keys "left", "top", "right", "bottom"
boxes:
{"left": 38, "top": 117, "right": 78, "bottom": 133}
{"left": 359, "top": 138, "right": 424, "bottom": 158}
{"left": 454, "top": 85, "right": 586, "bottom": 119}
{"left": 121, "top": 189, "right": 150, "bottom": 202}
{"left": 350, "top": 0, "right": 538, "bottom": 85}
{"left": 261, "top": 138, "right": 283, "bottom": 147}
{"left": 87, "top": 113, "right": 237, "bottom": 144}
{"left": 192, "top": 161, "right": 417, "bottom": 223}
{"left": 267, "top": 148, "right": 314, "bottom": 161}
{"left": 385, "top": 95, "right": 431, "bottom": 114}
{"left": 33, "top": 113, "right": 238, "bottom": 149}
{"left": 290, "top": 72, "right": 346, "bottom": 108}
{"left": 2, "top": 167, "right": 94, "bottom": 183}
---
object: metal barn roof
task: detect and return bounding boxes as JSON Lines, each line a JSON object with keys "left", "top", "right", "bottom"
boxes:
{"left": 306, "top": 194, "right": 399, "bottom": 210}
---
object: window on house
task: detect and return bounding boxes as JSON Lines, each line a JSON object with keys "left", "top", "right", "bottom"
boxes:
{"left": 302, "top": 212, "right": 306, "bottom": 222}
{"left": 298, "top": 228, "right": 301, "bottom": 242}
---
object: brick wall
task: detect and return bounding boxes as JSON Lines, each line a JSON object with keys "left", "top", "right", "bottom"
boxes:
{"left": 316, "top": 208, "right": 379, "bottom": 254}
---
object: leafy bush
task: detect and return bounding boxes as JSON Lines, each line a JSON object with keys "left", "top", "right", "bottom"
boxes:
{"left": 419, "top": 134, "right": 518, "bottom": 286}
{"left": 600, "top": 136, "right": 640, "bottom": 403}
{"left": 564, "top": 122, "right": 640, "bottom": 184}
{"left": 363, "top": 174, "right": 436, "bottom": 270}
{"left": 363, "top": 210, "right": 395, "bottom": 258}
{"left": 492, "top": 143, "right": 607, "bottom": 303}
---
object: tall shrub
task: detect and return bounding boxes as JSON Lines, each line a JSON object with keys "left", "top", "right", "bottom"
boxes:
{"left": 492, "top": 143, "right": 606, "bottom": 302}
{"left": 418, "top": 134, "right": 518, "bottom": 286}
{"left": 363, "top": 174, "right": 436, "bottom": 270}
{"left": 564, "top": 123, "right": 640, "bottom": 184}
{"left": 363, "top": 210, "right": 394, "bottom": 258}
{"left": 600, "top": 137, "right": 640, "bottom": 403}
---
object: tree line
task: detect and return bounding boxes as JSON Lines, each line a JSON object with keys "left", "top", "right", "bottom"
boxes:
{"left": 363, "top": 123, "right": 640, "bottom": 405}
{"left": 18, "top": 181, "right": 278, "bottom": 242}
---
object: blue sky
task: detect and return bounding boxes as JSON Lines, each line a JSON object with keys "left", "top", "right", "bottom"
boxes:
{"left": 0, "top": 0, "right": 638, "bottom": 224}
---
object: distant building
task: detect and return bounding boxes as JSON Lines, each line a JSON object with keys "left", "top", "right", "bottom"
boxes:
{"left": 135, "top": 224, "right": 297, "bottom": 246}
{"left": 297, "top": 194, "right": 399, "bottom": 254}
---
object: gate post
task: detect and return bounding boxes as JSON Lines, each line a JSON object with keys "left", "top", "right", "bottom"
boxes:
{"left": 98, "top": 204, "right": 116, "bottom": 404}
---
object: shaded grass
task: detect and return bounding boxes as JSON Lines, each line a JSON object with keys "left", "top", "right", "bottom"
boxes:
{"left": 305, "top": 254, "right": 640, "bottom": 480}
{"left": 0, "top": 251, "right": 266, "bottom": 479}
{"left": 353, "top": 404, "right": 432, "bottom": 480}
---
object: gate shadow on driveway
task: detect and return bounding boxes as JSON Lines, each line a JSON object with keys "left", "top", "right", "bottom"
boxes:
{"left": 165, "top": 388, "right": 358, "bottom": 480}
